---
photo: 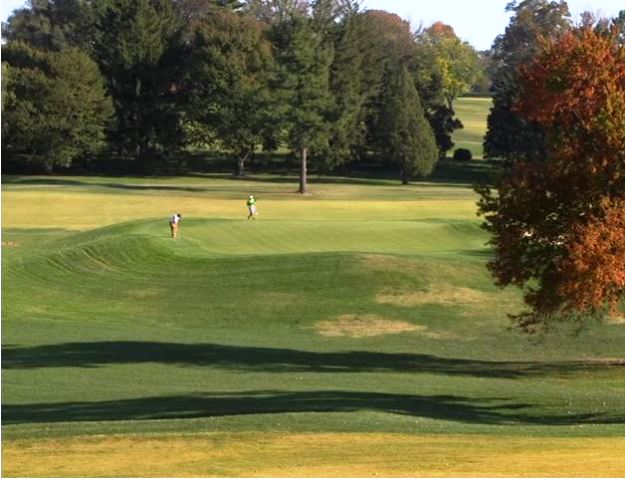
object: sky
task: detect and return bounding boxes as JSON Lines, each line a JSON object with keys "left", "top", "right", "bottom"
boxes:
{"left": 1, "top": 0, "right": 624, "bottom": 50}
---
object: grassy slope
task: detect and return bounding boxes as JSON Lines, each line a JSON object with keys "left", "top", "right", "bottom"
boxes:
{"left": 453, "top": 97, "right": 491, "bottom": 159}
{"left": 2, "top": 173, "right": 624, "bottom": 475}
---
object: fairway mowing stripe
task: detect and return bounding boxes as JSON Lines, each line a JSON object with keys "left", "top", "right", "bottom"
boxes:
{"left": 4, "top": 433, "right": 625, "bottom": 477}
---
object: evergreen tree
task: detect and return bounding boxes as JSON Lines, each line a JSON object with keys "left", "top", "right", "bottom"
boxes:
{"left": 323, "top": 9, "right": 366, "bottom": 169}
{"left": 1, "top": 62, "right": 11, "bottom": 112}
{"left": 356, "top": 10, "right": 458, "bottom": 160}
{"left": 375, "top": 65, "right": 438, "bottom": 184}
{"left": 270, "top": 14, "right": 333, "bottom": 193}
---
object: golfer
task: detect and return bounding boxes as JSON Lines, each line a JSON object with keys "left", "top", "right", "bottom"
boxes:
{"left": 247, "top": 194, "right": 258, "bottom": 220}
{"left": 169, "top": 213, "right": 182, "bottom": 238}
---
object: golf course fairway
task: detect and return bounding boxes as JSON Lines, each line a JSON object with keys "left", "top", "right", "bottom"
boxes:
{"left": 2, "top": 174, "right": 624, "bottom": 477}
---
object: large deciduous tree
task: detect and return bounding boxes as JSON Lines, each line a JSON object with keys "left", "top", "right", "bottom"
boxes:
{"left": 243, "top": 0, "right": 310, "bottom": 24}
{"left": 477, "top": 27, "right": 625, "bottom": 332}
{"left": 484, "top": 0, "right": 570, "bottom": 163}
{"left": 1, "top": 0, "right": 98, "bottom": 53}
{"left": 2, "top": 42, "right": 113, "bottom": 172}
{"left": 411, "top": 21, "right": 467, "bottom": 158}
{"left": 186, "top": 8, "right": 274, "bottom": 176}
{"left": 93, "top": 0, "right": 186, "bottom": 169}
{"left": 418, "top": 22, "right": 482, "bottom": 111}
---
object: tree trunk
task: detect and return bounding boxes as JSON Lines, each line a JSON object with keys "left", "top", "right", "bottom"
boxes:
{"left": 401, "top": 167, "right": 410, "bottom": 185}
{"left": 299, "top": 147, "right": 308, "bottom": 194}
{"left": 446, "top": 94, "right": 454, "bottom": 112}
{"left": 236, "top": 150, "right": 250, "bottom": 177}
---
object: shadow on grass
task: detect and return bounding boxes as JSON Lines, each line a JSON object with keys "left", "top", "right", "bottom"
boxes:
{"left": 2, "top": 177, "right": 230, "bottom": 194}
{"left": 3, "top": 390, "right": 623, "bottom": 426}
{"left": 2, "top": 173, "right": 485, "bottom": 190}
{"left": 3, "top": 342, "right": 622, "bottom": 378}
{"left": 460, "top": 248, "right": 493, "bottom": 258}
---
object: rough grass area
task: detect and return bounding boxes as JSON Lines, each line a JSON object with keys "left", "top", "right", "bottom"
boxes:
{"left": 5, "top": 433, "right": 625, "bottom": 477}
{"left": 2, "top": 174, "right": 624, "bottom": 477}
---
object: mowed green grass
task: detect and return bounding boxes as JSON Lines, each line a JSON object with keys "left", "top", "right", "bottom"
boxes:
{"left": 2, "top": 175, "right": 625, "bottom": 477}
{"left": 453, "top": 96, "right": 491, "bottom": 159}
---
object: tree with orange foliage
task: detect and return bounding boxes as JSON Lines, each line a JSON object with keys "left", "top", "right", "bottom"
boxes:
{"left": 477, "top": 26, "right": 625, "bottom": 332}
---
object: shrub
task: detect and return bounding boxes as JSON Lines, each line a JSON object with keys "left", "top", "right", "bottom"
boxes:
{"left": 453, "top": 148, "right": 472, "bottom": 161}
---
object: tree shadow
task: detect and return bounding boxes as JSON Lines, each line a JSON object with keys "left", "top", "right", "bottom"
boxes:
{"left": 2, "top": 177, "right": 88, "bottom": 187}
{"left": 1, "top": 173, "right": 486, "bottom": 190}
{"left": 3, "top": 342, "right": 622, "bottom": 378}
{"left": 3, "top": 390, "right": 623, "bottom": 426}
{"left": 460, "top": 248, "right": 493, "bottom": 258}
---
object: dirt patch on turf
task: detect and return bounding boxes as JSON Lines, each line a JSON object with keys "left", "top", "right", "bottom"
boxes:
{"left": 2, "top": 241, "right": 20, "bottom": 248}
{"left": 376, "top": 284, "right": 488, "bottom": 308}
{"left": 316, "top": 314, "right": 425, "bottom": 338}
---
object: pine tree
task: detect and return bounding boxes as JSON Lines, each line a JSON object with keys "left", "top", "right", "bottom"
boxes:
{"left": 375, "top": 65, "right": 438, "bottom": 184}
{"left": 270, "top": 14, "right": 333, "bottom": 193}
{"left": 323, "top": 13, "right": 365, "bottom": 169}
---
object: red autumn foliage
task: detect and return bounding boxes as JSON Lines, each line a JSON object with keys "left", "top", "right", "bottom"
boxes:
{"left": 426, "top": 21, "right": 457, "bottom": 39}
{"left": 477, "top": 27, "right": 625, "bottom": 331}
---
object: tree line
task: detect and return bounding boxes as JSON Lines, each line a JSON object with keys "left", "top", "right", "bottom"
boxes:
{"left": 1, "top": 0, "right": 483, "bottom": 192}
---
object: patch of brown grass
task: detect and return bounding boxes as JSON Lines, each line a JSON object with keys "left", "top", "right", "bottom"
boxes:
{"left": 360, "top": 254, "right": 476, "bottom": 279}
{"left": 2, "top": 240, "right": 20, "bottom": 248}
{"left": 4, "top": 433, "right": 625, "bottom": 477}
{"left": 315, "top": 314, "right": 456, "bottom": 340}
{"left": 376, "top": 284, "right": 488, "bottom": 308}
{"left": 316, "top": 314, "right": 424, "bottom": 338}
{"left": 361, "top": 255, "right": 524, "bottom": 317}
